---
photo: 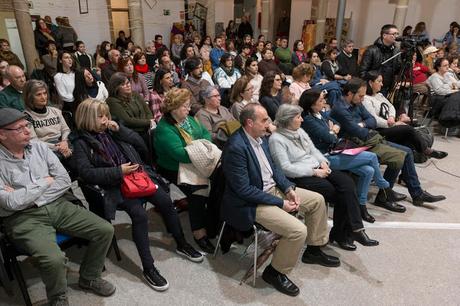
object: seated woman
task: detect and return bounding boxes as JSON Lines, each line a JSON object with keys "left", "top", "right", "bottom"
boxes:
{"left": 364, "top": 72, "right": 447, "bottom": 160}
{"left": 71, "top": 99, "right": 203, "bottom": 292}
{"left": 274, "top": 37, "right": 293, "bottom": 75}
{"left": 73, "top": 67, "right": 109, "bottom": 108}
{"left": 154, "top": 88, "right": 216, "bottom": 254}
{"left": 291, "top": 40, "right": 308, "bottom": 67}
{"left": 308, "top": 50, "right": 342, "bottom": 107}
{"left": 150, "top": 68, "right": 173, "bottom": 123}
{"left": 321, "top": 48, "right": 351, "bottom": 83}
{"left": 213, "top": 53, "right": 241, "bottom": 89}
{"left": 106, "top": 72, "right": 154, "bottom": 146}
{"left": 269, "top": 104, "right": 378, "bottom": 249}
{"left": 230, "top": 76, "right": 254, "bottom": 119}
{"left": 258, "top": 48, "right": 284, "bottom": 77}
{"left": 289, "top": 63, "right": 313, "bottom": 104}
{"left": 259, "top": 71, "right": 283, "bottom": 120}
{"left": 24, "top": 79, "right": 72, "bottom": 161}
{"left": 133, "top": 52, "right": 155, "bottom": 90}
{"left": 300, "top": 89, "right": 398, "bottom": 221}
{"left": 195, "top": 85, "right": 236, "bottom": 144}
{"left": 411, "top": 51, "right": 430, "bottom": 98}
{"left": 244, "top": 57, "right": 263, "bottom": 102}
{"left": 118, "top": 56, "right": 150, "bottom": 102}
{"left": 54, "top": 51, "right": 76, "bottom": 113}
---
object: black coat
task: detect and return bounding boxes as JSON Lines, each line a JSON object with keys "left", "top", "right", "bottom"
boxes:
{"left": 70, "top": 124, "right": 151, "bottom": 219}
{"left": 337, "top": 51, "right": 358, "bottom": 77}
{"left": 359, "top": 38, "right": 401, "bottom": 92}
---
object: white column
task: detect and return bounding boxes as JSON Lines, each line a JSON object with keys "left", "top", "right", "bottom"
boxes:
{"left": 260, "top": 0, "right": 270, "bottom": 39}
{"left": 393, "top": 0, "right": 409, "bottom": 31}
{"left": 12, "top": 0, "right": 39, "bottom": 75}
{"left": 128, "top": 0, "right": 145, "bottom": 46}
{"left": 314, "top": 0, "right": 328, "bottom": 44}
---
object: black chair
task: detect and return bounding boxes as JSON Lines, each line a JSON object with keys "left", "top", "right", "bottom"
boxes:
{"left": 0, "top": 223, "right": 86, "bottom": 306}
{"left": 78, "top": 183, "right": 122, "bottom": 262}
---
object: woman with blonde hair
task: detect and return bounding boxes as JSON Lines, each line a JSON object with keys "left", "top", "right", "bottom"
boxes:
{"left": 71, "top": 99, "right": 204, "bottom": 291}
{"left": 154, "top": 88, "right": 216, "bottom": 253}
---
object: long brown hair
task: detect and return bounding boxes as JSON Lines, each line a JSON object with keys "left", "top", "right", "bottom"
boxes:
{"left": 259, "top": 71, "right": 279, "bottom": 98}
{"left": 117, "top": 56, "right": 138, "bottom": 82}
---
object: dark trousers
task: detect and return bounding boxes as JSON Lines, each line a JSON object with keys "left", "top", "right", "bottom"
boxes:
{"left": 385, "top": 142, "right": 423, "bottom": 198}
{"left": 291, "top": 170, "right": 363, "bottom": 241}
{"left": 378, "top": 125, "right": 427, "bottom": 153}
{"left": 158, "top": 167, "right": 210, "bottom": 232}
{"left": 118, "top": 185, "right": 185, "bottom": 270}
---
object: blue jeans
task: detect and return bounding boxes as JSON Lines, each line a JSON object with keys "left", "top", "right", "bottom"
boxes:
{"left": 384, "top": 142, "right": 423, "bottom": 198}
{"left": 327, "top": 151, "right": 390, "bottom": 205}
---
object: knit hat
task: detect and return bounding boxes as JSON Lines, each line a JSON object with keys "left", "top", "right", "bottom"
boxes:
{"left": 423, "top": 45, "right": 439, "bottom": 55}
{"left": 0, "top": 108, "right": 26, "bottom": 128}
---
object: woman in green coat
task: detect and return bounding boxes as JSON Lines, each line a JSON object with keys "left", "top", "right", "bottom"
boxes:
{"left": 154, "top": 87, "right": 216, "bottom": 254}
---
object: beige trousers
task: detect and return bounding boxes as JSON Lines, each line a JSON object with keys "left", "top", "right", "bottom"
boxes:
{"left": 255, "top": 187, "right": 328, "bottom": 275}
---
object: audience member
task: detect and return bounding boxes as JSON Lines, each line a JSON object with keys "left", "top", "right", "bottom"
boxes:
{"left": 237, "top": 16, "right": 253, "bottom": 41}
{"left": 150, "top": 68, "right": 173, "bottom": 122}
{"left": 95, "top": 41, "right": 111, "bottom": 69}
{"left": 258, "top": 48, "right": 283, "bottom": 77}
{"left": 0, "top": 65, "right": 26, "bottom": 110}
{"left": 222, "top": 103, "right": 339, "bottom": 297}
{"left": 230, "top": 76, "right": 254, "bottom": 119}
{"left": 34, "top": 18, "right": 55, "bottom": 57}
{"left": 106, "top": 72, "right": 154, "bottom": 145}
{"left": 115, "top": 30, "right": 129, "bottom": 51}
{"left": 154, "top": 34, "right": 166, "bottom": 50}
{"left": 154, "top": 88, "right": 216, "bottom": 254}
{"left": 300, "top": 89, "right": 392, "bottom": 223}
{"left": 244, "top": 57, "right": 263, "bottom": 102}
{"left": 118, "top": 56, "right": 149, "bottom": 101}
{"left": 101, "top": 49, "right": 121, "bottom": 85}
{"left": 274, "top": 37, "right": 293, "bottom": 75}
{"left": 269, "top": 104, "right": 378, "bottom": 249}
{"left": 213, "top": 53, "right": 241, "bottom": 90}
{"left": 0, "top": 39, "right": 24, "bottom": 69}
{"left": 210, "top": 36, "right": 226, "bottom": 70}
{"left": 196, "top": 85, "right": 236, "bottom": 142}
{"left": 41, "top": 40, "right": 59, "bottom": 77}
{"left": 289, "top": 63, "right": 313, "bottom": 103}
{"left": 234, "top": 44, "right": 252, "bottom": 73}
{"left": 0, "top": 107, "right": 115, "bottom": 305}
{"left": 181, "top": 57, "right": 211, "bottom": 114}
{"left": 331, "top": 78, "right": 446, "bottom": 208}
{"left": 55, "top": 17, "right": 78, "bottom": 52}
{"left": 54, "top": 51, "right": 76, "bottom": 112}
{"left": 337, "top": 39, "right": 358, "bottom": 77}
{"left": 259, "top": 71, "right": 283, "bottom": 120}
{"left": 133, "top": 52, "right": 154, "bottom": 90}
{"left": 73, "top": 40, "right": 94, "bottom": 69}
{"left": 0, "top": 60, "right": 9, "bottom": 90}
{"left": 291, "top": 40, "right": 308, "bottom": 67}
{"left": 171, "top": 34, "right": 184, "bottom": 61}
{"left": 73, "top": 67, "right": 109, "bottom": 108}
{"left": 72, "top": 99, "right": 203, "bottom": 292}
{"left": 321, "top": 48, "right": 349, "bottom": 82}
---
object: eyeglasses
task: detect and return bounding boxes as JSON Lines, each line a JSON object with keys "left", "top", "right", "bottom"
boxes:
{"left": 1, "top": 122, "right": 32, "bottom": 134}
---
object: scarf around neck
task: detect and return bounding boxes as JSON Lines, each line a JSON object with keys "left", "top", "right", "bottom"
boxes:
{"left": 135, "top": 64, "right": 149, "bottom": 74}
{"left": 219, "top": 63, "right": 235, "bottom": 77}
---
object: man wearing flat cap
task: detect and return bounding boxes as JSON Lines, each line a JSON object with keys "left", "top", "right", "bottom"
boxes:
{"left": 0, "top": 108, "right": 115, "bottom": 305}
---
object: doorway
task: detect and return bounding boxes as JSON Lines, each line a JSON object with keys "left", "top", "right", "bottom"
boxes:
{"left": 108, "top": 0, "right": 130, "bottom": 41}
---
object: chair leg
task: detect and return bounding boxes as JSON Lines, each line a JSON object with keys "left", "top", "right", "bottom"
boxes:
{"left": 10, "top": 257, "right": 32, "bottom": 306}
{"left": 443, "top": 128, "right": 449, "bottom": 139}
{"left": 111, "top": 235, "right": 122, "bottom": 262}
{"left": 213, "top": 221, "right": 226, "bottom": 258}
{"left": 252, "top": 225, "right": 258, "bottom": 287}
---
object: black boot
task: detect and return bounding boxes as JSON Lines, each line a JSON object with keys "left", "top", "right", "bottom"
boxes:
{"left": 374, "top": 189, "right": 406, "bottom": 213}
{"left": 352, "top": 230, "right": 379, "bottom": 246}
{"left": 360, "top": 205, "right": 375, "bottom": 223}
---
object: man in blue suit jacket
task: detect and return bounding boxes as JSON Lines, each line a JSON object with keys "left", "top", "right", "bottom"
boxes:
{"left": 222, "top": 103, "right": 339, "bottom": 297}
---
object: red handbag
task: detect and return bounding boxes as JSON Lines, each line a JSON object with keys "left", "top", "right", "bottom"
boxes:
{"left": 121, "top": 168, "right": 157, "bottom": 198}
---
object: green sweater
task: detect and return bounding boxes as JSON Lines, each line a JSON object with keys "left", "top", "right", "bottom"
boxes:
{"left": 106, "top": 93, "right": 152, "bottom": 133}
{"left": 154, "top": 116, "right": 211, "bottom": 171}
{"left": 274, "top": 47, "right": 292, "bottom": 64}
{"left": 0, "top": 85, "right": 24, "bottom": 111}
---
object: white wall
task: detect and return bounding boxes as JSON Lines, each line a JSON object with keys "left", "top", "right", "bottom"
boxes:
{"left": 140, "top": 0, "right": 185, "bottom": 47}
{"left": 215, "top": 0, "right": 235, "bottom": 28}
{"left": 29, "top": 0, "right": 111, "bottom": 54}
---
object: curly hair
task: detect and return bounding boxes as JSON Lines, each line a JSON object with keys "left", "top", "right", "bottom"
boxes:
{"left": 259, "top": 71, "right": 279, "bottom": 98}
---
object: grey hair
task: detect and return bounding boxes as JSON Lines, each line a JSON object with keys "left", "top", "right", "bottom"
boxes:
{"left": 274, "top": 104, "right": 303, "bottom": 128}
{"left": 145, "top": 40, "right": 154, "bottom": 48}
{"left": 108, "top": 49, "right": 120, "bottom": 60}
{"left": 23, "top": 79, "right": 48, "bottom": 109}
{"left": 108, "top": 72, "right": 128, "bottom": 97}
{"left": 199, "top": 85, "right": 219, "bottom": 103}
{"left": 239, "top": 102, "right": 261, "bottom": 126}
{"left": 341, "top": 39, "right": 354, "bottom": 49}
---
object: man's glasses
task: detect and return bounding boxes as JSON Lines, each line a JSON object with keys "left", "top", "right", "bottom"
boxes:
{"left": 1, "top": 122, "right": 32, "bottom": 134}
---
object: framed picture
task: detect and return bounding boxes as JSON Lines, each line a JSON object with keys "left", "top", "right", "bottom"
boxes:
{"left": 79, "top": 0, "right": 88, "bottom": 14}
{"left": 193, "top": 3, "right": 207, "bottom": 20}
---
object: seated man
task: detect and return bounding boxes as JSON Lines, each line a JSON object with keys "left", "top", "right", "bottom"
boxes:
{"left": 0, "top": 108, "right": 115, "bottom": 306}
{"left": 0, "top": 65, "right": 26, "bottom": 111}
{"left": 222, "top": 103, "right": 339, "bottom": 297}
{"left": 331, "top": 78, "right": 446, "bottom": 209}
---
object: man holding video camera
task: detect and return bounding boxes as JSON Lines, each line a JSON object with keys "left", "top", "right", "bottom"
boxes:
{"left": 360, "top": 24, "right": 402, "bottom": 97}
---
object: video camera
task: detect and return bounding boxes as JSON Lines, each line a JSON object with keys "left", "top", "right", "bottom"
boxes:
{"left": 395, "top": 37, "right": 417, "bottom": 62}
